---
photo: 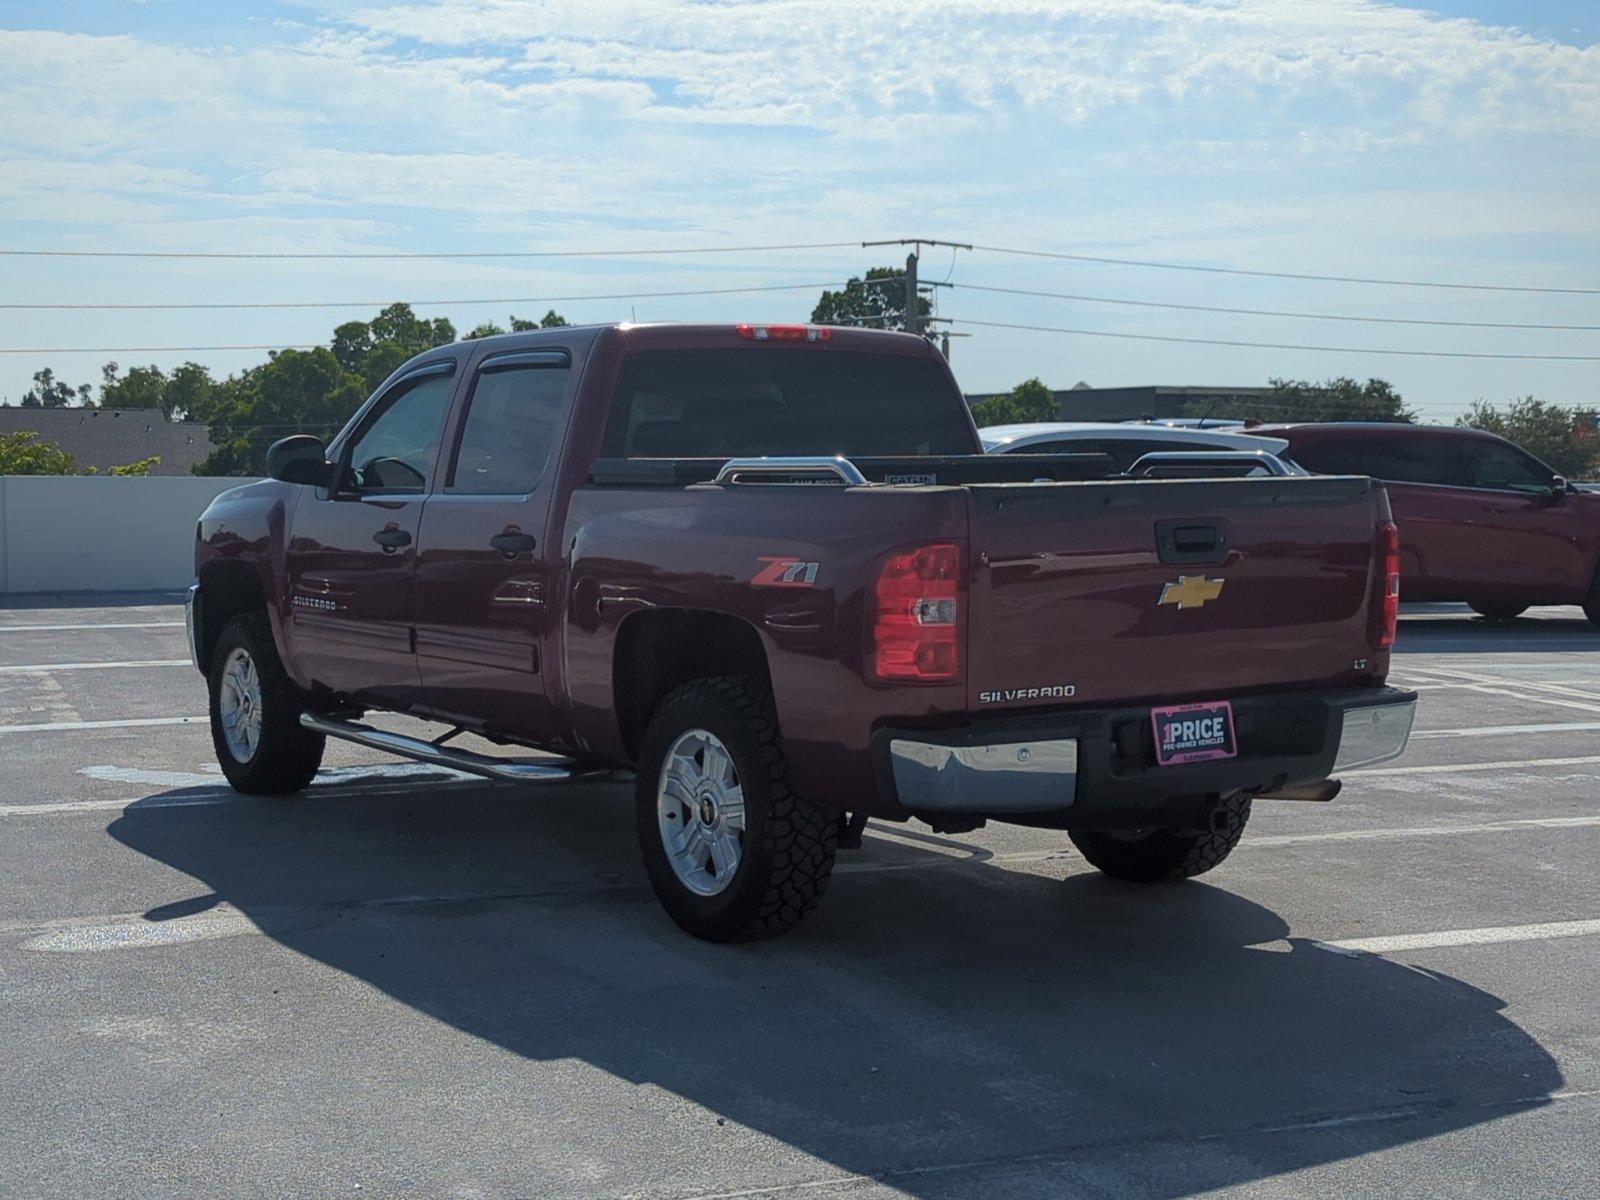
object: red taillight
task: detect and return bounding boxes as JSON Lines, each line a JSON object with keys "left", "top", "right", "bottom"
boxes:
{"left": 870, "top": 542, "right": 964, "bottom": 682}
{"left": 1375, "top": 520, "right": 1400, "bottom": 649}
{"left": 734, "top": 323, "right": 831, "bottom": 342}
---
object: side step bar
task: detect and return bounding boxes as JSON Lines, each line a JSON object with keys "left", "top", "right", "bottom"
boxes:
{"left": 299, "top": 712, "right": 611, "bottom": 785}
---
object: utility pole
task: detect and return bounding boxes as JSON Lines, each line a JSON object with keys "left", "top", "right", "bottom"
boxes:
{"left": 862, "top": 238, "right": 972, "bottom": 339}
{"left": 904, "top": 249, "right": 919, "bottom": 338}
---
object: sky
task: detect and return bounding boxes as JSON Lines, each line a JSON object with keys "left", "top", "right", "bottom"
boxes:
{"left": 1, "top": 0, "right": 1596, "bottom": 422}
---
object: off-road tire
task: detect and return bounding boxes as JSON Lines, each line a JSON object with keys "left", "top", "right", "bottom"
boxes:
{"left": 635, "top": 677, "right": 838, "bottom": 941}
{"left": 1469, "top": 601, "right": 1528, "bottom": 622}
{"left": 1069, "top": 793, "right": 1251, "bottom": 882}
{"left": 208, "top": 612, "right": 325, "bottom": 794}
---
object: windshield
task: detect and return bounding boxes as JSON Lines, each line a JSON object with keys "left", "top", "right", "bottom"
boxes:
{"left": 603, "top": 349, "right": 977, "bottom": 458}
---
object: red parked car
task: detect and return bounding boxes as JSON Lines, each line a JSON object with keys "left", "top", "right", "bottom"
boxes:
{"left": 185, "top": 324, "right": 1413, "bottom": 940}
{"left": 1256, "top": 423, "right": 1600, "bottom": 625}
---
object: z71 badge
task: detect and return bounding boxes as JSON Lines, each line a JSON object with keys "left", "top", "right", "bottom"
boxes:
{"left": 752, "top": 556, "right": 820, "bottom": 587}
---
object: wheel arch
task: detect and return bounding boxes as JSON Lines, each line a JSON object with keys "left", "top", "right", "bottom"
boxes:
{"left": 612, "top": 608, "right": 775, "bottom": 761}
{"left": 195, "top": 559, "right": 270, "bottom": 672}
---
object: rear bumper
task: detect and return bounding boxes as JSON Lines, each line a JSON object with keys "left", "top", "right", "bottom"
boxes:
{"left": 875, "top": 685, "right": 1415, "bottom": 828}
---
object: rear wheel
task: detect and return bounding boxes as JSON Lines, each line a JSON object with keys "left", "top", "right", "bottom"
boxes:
{"left": 635, "top": 677, "right": 837, "bottom": 941}
{"left": 1585, "top": 574, "right": 1600, "bottom": 631}
{"left": 208, "top": 612, "right": 325, "bottom": 794}
{"left": 1069, "top": 794, "right": 1250, "bottom": 882}
{"left": 1469, "top": 601, "right": 1528, "bottom": 622}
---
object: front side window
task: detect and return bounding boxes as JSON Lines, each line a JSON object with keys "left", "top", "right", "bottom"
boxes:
{"left": 342, "top": 371, "right": 455, "bottom": 494}
{"left": 448, "top": 361, "right": 570, "bottom": 495}
{"left": 1454, "top": 438, "right": 1554, "bottom": 494}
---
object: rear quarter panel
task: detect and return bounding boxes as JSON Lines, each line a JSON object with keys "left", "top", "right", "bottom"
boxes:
{"left": 558, "top": 484, "right": 970, "bottom": 808}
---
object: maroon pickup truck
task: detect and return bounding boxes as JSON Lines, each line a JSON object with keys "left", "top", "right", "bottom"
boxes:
{"left": 186, "top": 323, "right": 1415, "bottom": 940}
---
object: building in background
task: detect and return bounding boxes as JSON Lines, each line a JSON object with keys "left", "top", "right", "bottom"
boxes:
{"left": 965, "top": 382, "right": 1274, "bottom": 422}
{"left": 0, "top": 407, "right": 214, "bottom": 476}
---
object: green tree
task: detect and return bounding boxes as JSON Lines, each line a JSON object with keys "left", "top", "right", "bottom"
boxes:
{"left": 969, "top": 377, "right": 1058, "bottom": 427}
{"left": 811, "top": 267, "right": 932, "bottom": 335}
{"left": 465, "top": 310, "right": 570, "bottom": 339}
{"left": 21, "top": 368, "right": 93, "bottom": 409}
{"left": 1182, "top": 377, "right": 1413, "bottom": 424}
{"left": 1457, "top": 397, "right": 1600, "bottom": 480}
{"left": 0, "top": 431, "right": 79, "bottom": 474}
{"left": 107, "top": 455, "right": 161, "bottom": 476}
{"left": 99, "top": 363, "right": 171, "bottom": 413}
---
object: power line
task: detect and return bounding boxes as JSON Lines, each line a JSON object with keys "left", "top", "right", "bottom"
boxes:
{"left": 0, "top": 345, "right": 323, "bottom": 355}
{"left": 0, "top": 240, "right": 861, "bottom": 261}
{"left": 0, "top": 281, "right": 839, "bottom": 312}
{"left": 970, "top": 243, "right": 1600, "bottom": 296}
{"left": 951, "top": 283, "right": 1600, "bottom": 332}
{"left": 945, "top": 317, "right": 1600, "bottom": 362}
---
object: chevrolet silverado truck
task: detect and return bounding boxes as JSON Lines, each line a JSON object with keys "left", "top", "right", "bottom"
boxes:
{"left": 186, "top": 322, "right": 1416, "bottom": 941}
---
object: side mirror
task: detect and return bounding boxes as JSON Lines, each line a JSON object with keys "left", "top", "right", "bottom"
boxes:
{"left": 1551, "top": 474, "right": 1570, "bottom": 497}
{"left": 266, "top": 435, "right": 336, "bottom": 487}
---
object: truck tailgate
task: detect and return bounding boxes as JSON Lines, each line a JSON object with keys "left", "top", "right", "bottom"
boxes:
{"left": 964, "top": 475, "right": 1381, "bottom": 711}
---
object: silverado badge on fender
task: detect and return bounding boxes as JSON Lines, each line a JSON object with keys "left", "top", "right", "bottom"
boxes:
{"left": 1158, "top": 575, "right": 1224, "bottom": 610}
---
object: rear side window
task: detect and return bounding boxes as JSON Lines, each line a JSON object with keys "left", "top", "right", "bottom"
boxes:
{"left": 1292, "top": 435, "right": 1471, "bottom": 487}
{"left": 1283, "top": 438, "right": 1369, "bottom": 476}
{"left": 449, "top": 357, "right": 570, "bottom": 494}
{"left": 603, "top": 349, "right": 975, "bottom": 458}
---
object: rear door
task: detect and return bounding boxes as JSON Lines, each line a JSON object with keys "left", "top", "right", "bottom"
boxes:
{"left": 1285, "top": 431, "right": 1463, "bottom": 598}
{"left": 963, "top": 475, "right": 1382, "bottom": 711}
{"left": 412, "top": 349, "right": 573, "bottom": 741}
{"left": 284, "top": 362, "right": 457, "bottom": 703}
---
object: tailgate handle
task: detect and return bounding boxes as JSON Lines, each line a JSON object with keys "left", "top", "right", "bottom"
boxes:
{"left": 1156, "top": 518, "right": 1229, "bottom": 565}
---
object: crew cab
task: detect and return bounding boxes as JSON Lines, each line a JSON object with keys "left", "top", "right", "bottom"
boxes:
{"left": 186, "top": 323, "right": 1415, "bottom": 941}
{"left": 1253, "top": 422, "right": 1600, "bottom": 626}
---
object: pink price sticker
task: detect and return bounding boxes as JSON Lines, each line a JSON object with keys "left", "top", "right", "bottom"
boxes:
{"left": 1151, "top": 700, "right": 1237, "bottom": 766}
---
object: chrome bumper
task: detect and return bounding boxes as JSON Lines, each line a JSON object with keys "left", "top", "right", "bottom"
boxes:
{"left": 184, "top": 584, "right": 203, "bottom": 672}
{"left": 883, "top": 687, "right": 1416, "bottom": 816}
{"left": 889, "top": 737, "right": 1079, "bottom": 812}
{"left": 1331, "top": 695, "right": 1417, "bottom": 771}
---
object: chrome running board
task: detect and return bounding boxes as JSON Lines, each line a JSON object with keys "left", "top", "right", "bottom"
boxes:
{"left": 299, "top": 712, "right": 607, "bottom": 784}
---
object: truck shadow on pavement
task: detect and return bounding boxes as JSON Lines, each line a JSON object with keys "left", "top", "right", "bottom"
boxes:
{"left": 109, "top": 780, "right": 1563, "bottom": 1198}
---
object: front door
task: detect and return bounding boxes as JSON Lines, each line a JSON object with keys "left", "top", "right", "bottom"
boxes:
{"left": 1450, "top": 435, "right": 1584, "bottom": 596}
{"left": 413, "top": 349, "right": 573, "bottom": 742}
{"left": 283, "top": 363, "right": 457, "bottom": 705}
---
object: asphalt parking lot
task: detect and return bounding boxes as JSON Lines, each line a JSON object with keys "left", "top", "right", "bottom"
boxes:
{"left": 2, "top": 598, "right": 1598, "bottom": 1199}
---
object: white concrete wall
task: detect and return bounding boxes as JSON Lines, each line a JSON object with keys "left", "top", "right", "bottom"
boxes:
{"left": 0, "top": 476, "right": 248, "bottom": 594}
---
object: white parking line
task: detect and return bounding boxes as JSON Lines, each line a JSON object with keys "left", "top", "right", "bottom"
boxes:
{"left": 0, "top": 622, "right": 184, "bottom": 632}
{"left": 1314, "top": 918, "right": 1600, "bottom": 957}
{"left": 1347, "top": 753, "right": 1600, "bottom": 777}
{"left": 1412, "top": 720, "right": 1600, "bottom": 739}
{"left": 0, "top": 659, "right": 189, "bottom": 674}
{"left": 0, "top": 716, "right": 204, "bottom": 735}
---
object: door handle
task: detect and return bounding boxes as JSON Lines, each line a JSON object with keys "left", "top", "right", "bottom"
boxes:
{"left": 490, "top": 530, "right": 537, "bottom": 559}
{"left": 373, "top": 526, "right": 412, "bottom": 553}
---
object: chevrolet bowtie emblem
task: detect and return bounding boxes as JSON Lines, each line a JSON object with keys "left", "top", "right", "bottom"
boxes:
{"left": 1159, "top": 575, "right": 1225, "bottom": 610}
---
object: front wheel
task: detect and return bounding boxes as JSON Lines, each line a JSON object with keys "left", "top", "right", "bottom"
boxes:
{"left": 208, "top": 612, "right": 325, "bottom": 794}
{"left": 635, "top": 677, "right": 838, "bottom": 941}
{"left": 1469, "top": 601, "right": 1528, "bottom": 622}
{"left": 1069, "top": 794, "right": 1251, "bottom": 882}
